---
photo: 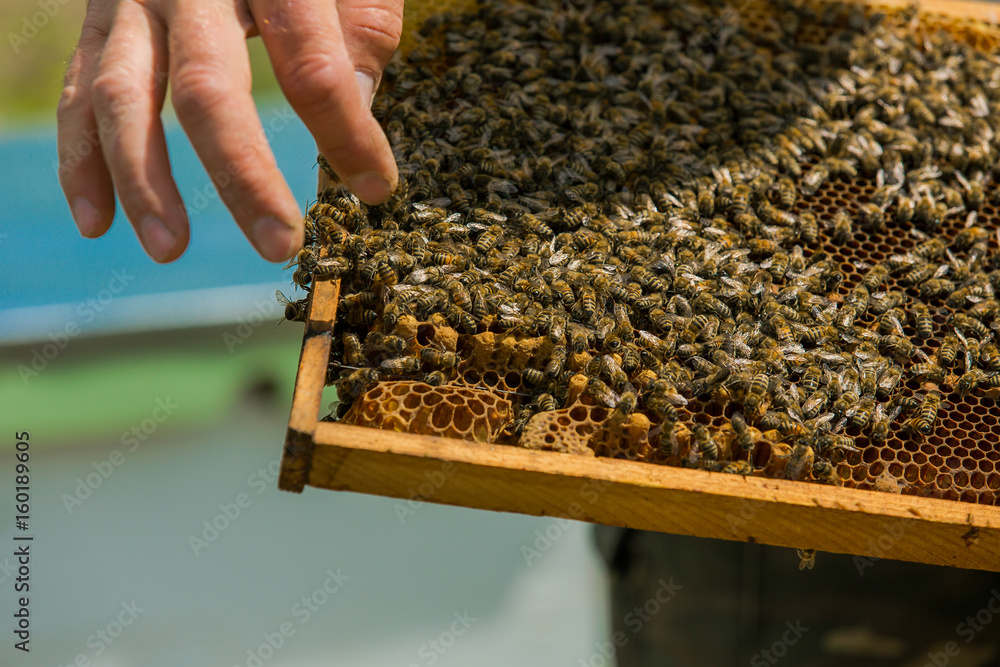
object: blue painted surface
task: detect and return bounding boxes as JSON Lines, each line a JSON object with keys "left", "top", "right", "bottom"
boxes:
{"left": 0, "top": 105, "right": 319, "bottom": 340}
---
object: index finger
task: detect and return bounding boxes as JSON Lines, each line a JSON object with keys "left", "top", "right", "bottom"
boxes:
{"left": 248, "top": 0, "right": 399, "bottom": 204}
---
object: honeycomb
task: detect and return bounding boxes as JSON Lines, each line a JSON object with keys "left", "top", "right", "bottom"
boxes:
{"left": 300, "top": 0, "right": 1000, "bottom": 508}
{"left": 341, "top": 381, "right": 512, "bottom": 442}
{"left": 795, "top": 178, "right": 1000, "bottom": 504}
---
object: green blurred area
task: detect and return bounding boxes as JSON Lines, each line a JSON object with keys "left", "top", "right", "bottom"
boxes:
{"left": 2, "top": 1, "right": 282, "bottom": 126}
{"left": 0, "top": 325, "right": 305, "bottom": 449}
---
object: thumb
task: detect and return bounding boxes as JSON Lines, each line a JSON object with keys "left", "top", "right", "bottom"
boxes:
{"left": 336, "top": 0, "right": 404, "bottom": 108}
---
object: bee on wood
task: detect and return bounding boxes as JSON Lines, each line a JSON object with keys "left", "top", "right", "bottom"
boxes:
{"left": 796, "top": 549, "right": 817, "bottom": 571}
{"left": 812, "top": 461, "right": 842, "bottom": 486}
{"left": 275, "top": 290, "right": 308, "bottom": 324}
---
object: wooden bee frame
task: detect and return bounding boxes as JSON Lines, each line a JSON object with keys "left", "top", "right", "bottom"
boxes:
{"left": 279, "top": 0, "right": 1000, "bottom": 571}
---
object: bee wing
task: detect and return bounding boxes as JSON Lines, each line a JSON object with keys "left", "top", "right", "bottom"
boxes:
{"left": 275, "top": 290, "right": 292, "bottom": 306}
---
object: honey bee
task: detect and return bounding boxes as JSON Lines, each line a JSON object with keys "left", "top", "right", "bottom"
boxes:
{"left": 657, "top": 404, "right": 679, "bottom": 455}
{"left": 586, "top": 377, "right": 619, "bottom": 409}
{"left": 815, "top": 433, "right": 859, "bottom": 455}
{"left": 905, "top": 391, "right": 942, "bottom": 436}
{"left": 421, "top": 369, "right": 448, "bottom": 386}
{"left": 831, "top": 210, "right": 853, "bottom": 243}
{"left": 380, "top": 356, "right": 422, "bottom": 374}
{"left": 275, "top": 290, "right": 308, "bottom": 324}
{"left": 342, "top": 332, "right": 367, "bottom": 366}
{"left": 785, "top": 443, "right": 814, "bottom": 481}
{"left": 690, "top": 424, "right": 718, "bottom": 461}
{"left": 910, "top": 302, "right": 933, "bottom": 339}
{"left": 957, "top": 369, "right": 987, "bottom": 395}
{"left": 981, "top": 342, "right": 1000, "bottom": 372}
{"left": 420, "top": 347, "right": 459, "bottom": 368}
{"left": 365, "top": 332, "right": 408, "bottom": 355}
{"left": 523, "top": 368, "right": 549, "bottom": 387}
{"left": 796, "top": 548, "right": 817, "bottom": 571}
{"left": 937, "top": 333, "right": 961, "bottom": 367}
{"left": 613, "top": 391, "right": 638, "bottom": 420}
{"left": 848, "top": 395, "right": 876, "bottom": 429}
{"left": 801, "top": 162, "right": 829, "bottom": 196}
{"left": 950, "top": 313, "right": 990, "bottom": 339}
{"left": 799, "top": 212, "right": 819, "bottom": 244}
{"left": 729, "top": 412, "right": 753, "bottom": 454}
{"left": 537, "top": 393, "right": 557, "bottom": 412}
{"left": 744, "top": 373, "right": 770, "bottom": 417}
{"left": 870, "top": 401, "right": 893, "bottom": 442}
{"left": 812, "top": 461, "right": 842, "bottom": 486}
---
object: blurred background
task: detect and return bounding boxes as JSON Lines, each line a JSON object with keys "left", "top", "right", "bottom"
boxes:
{"left": 0, "top": 2, "right": 609, "bottom": 665}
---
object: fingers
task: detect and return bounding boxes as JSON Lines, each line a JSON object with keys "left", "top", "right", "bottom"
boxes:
{"left": 336, "top": 0, "right": 404, "bottom": 93}
{"left": 90, "top": 1, "right": 188, "bottom": 262}
{"left": 249, "top": 0, "right": 399, "bottom": 204}
{"left": 57, "top": 0, "right": 117, "bottom": 239}
{"left": 166, "top": 1, "right": 302, "bottom": 263}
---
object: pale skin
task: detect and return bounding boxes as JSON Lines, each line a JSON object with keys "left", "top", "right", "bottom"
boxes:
{"left": 57, "top": 0, "right": 403, "bottom": 264}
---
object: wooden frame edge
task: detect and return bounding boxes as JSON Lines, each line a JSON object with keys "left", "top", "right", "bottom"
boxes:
{"left": 279, "top": 278, "right": 340, "bottom": 492}
{"left": 306, "top": 422, "right": 1000, "bottom": 570}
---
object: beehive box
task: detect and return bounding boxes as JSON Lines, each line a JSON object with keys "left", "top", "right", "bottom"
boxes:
{"left": 279, "top": 0, "right": 1000, "bottom": 571}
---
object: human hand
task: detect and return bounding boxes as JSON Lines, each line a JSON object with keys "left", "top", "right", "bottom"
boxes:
{"left": 57, "top": 0, "right": 402, "bottom": 264}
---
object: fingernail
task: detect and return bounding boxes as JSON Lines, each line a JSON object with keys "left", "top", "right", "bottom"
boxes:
{"left": 72, "top": 197, "right": 101, "bottom": 237}
{"left": 139, "top": 215, "right": 178, "bottom": 263}
{"left": 253, "top": 216, "right": 299, "bottom": 262}
{"left": 347, "top": 171, "right": 392, "bottom": 204}
{"left": 355, "top": 70, "right": 375, "bottom": 109}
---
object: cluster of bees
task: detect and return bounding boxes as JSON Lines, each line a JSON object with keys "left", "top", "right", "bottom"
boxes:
{"left": 282, "top": 0, "right": 1000, "bottom": 489}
